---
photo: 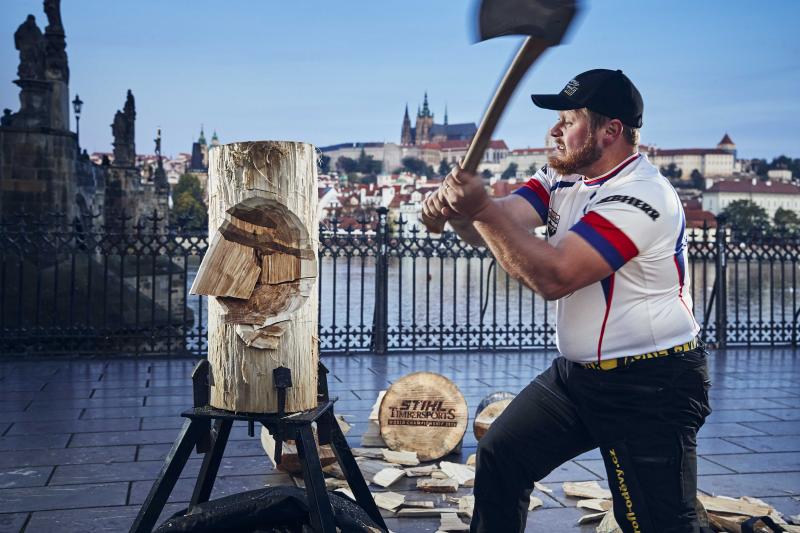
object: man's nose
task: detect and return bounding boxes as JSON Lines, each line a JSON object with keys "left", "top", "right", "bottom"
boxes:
{"left": 549, "top": 124, "right": 562, "bottom": 138}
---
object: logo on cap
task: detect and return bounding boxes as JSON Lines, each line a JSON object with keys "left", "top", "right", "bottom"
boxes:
{"left": 563, "top": 79, "right": 579, "bottom": 96}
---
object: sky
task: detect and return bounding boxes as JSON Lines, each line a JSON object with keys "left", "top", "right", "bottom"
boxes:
{"left": 1, "top": 1, "right": 799, "bottom": 160}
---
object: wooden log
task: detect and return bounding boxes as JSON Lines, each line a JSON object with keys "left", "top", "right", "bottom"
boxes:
{"left": 378, "top": 372, "right": 468, "bottom": 461}
{"left": 260, "top": 416, "right": 349, "bottom": 475}
{"left": 473, "top": 391, "right": 515, "bottom": 440}
{"left": 202, "top": 141, "right": 319, "bottom": 413}
{"left": 190, "top": 232, "right": 261, "bottom": 299}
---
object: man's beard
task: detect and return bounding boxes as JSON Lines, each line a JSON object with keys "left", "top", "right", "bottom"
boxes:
{"left": 547, "top": 131, "right": 602, "bottom": 175}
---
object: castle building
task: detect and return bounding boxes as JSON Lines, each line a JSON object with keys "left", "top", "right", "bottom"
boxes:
{"left": 400, "top": 93, "right": 477, "bottom": 146}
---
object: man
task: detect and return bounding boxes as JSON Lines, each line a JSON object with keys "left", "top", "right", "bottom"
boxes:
{"left": 422, "top": 69, "right": 711, "bottom": 533}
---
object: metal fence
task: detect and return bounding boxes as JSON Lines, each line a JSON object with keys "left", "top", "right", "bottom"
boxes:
{"left": 1, "top": 208, "right": 798, "bottom": 356}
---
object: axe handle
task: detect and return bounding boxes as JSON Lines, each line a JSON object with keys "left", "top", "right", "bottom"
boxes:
{"left": 425, "top": 36, "right": 550, "bottom": 234}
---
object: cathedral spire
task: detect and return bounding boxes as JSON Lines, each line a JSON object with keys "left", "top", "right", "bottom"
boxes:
{"left": 444, "top": 104, "right": 448, "bottom": 127}
{"left": 421, "top": 91, "right": 432, "bottom": 118}
{"left": 198, "top": 124, "right": 206, "bottom": 145}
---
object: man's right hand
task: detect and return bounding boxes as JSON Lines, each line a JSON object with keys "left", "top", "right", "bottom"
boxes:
{"left": 421, "top": 188, "right": 450, "bottom": 233}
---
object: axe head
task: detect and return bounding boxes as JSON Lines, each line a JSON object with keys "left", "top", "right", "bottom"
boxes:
{"left": 477, "top": 0, "right": 580, "bottom": 44}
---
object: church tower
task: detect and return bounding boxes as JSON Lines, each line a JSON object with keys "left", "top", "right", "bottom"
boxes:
{"left": 717, "top": 133, "right": 736, "bottom": 158}
{"left": 415, "top": 92, "right": 434, "bottom": 145}
{"left": 401, "top": 104, "right": 412, "bottom": 145}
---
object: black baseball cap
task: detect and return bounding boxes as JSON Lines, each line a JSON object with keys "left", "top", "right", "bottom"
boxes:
{"left": 531, "top": 69, "right": 643, "bottom": 128}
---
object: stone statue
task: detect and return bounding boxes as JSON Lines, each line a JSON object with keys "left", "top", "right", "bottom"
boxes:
{"left": 44, "top": 0, "right": 69, "bottom": 82}
{"left": 1, "top": 109, "right": 12, "bottom": 127}
{"left": 14, "top": 15, "right": 46, "bottom": 80}
{"left": 112, "top": 90, "right": 136, "bottom": 166}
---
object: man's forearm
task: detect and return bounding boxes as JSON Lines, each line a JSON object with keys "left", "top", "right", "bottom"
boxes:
{"left": 471, "top": 202, "right": 566, "bottom": 299}
{"left": 449, "top": 215, "right": 487, "bottom": 247}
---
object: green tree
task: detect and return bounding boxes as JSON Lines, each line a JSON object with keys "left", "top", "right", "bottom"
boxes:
{"left": 774, "top": 207, "right": 800, "bottom": 233}
{"left": 501, "top": 162, "right": 518, "bottom": 180}
{"left": 719, "top": 199, "right": 770, "bottom": 234}
{"left": 438, "top": 159, "right": 451, "bottom": 177}
{"left": 690, "top": 169, "right": 705, "bottom": 190}
{"left": 318, "top": 154, "right": 331, "bottom": 174}
{"left": 356, "top": 149, "right": 381, "bottom": 174}
{"left": 401, "top": 157, "right": 428, "bottom": 177}
{"left": 336, "top": 156, "right": 358, "bottom": 174}
{"left": 527, "top": 163, "right": 542, "bottom": 175}
{"left": 172, "top": 174, "right": 207, "bottom": 230}
{"left": 660, "top": 163, "right": 682, "bottom": 180}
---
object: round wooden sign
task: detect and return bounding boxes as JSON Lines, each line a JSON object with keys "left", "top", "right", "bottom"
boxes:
{"left": 378, "top": 372, "right": 468, "bottom": 461}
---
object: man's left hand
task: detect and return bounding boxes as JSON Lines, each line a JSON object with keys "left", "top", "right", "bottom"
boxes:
{"left": 441, "top": 165, "right": 491, "bottom": 220}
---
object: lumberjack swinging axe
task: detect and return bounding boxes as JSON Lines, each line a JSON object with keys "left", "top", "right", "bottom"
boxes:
{"left": 423, "top": 0, "right": 581, "bottom": 233}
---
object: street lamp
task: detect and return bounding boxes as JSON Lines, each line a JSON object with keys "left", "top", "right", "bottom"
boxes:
{"left": 72, "top": 94, "right": 83, "bottom": 151}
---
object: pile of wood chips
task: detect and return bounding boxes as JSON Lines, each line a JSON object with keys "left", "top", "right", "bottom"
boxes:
{"left": 284, "top": 391, "right": 800, "bottom": 533}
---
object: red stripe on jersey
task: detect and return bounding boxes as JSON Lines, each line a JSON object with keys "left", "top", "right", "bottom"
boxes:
{"left": 582, "top": 212, "right": 638, "bottom": 263}
{"left": 523, "top": 179, "right": 550, "bottom": 207}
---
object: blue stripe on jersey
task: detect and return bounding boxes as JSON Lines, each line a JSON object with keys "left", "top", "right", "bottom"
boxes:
{"left": 549, "top": 181, "right": 576, "bottom": 192}
{"left": 513, "top": 186, "right": 548, "bottom": 223}
{"left": 674, "top": 205, "right": 687, "bottom": 283}
{"left": 571, "top": 220, "right": 626, "bottom": 271}
{"left": 600, "top": 275, "right": 613, "bottom": 304}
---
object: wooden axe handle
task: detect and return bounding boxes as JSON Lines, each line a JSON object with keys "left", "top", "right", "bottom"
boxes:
{"left": 425, "top": 36, "right": 551, "bottom": 234}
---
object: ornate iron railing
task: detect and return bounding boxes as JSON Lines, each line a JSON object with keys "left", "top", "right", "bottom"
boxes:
{"left": 0, "top": 209, "right": 798, "bottom": 356}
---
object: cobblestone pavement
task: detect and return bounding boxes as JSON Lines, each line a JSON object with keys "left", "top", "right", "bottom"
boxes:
{"left": 0, "top": 348, "right": 798, "bottom": 532}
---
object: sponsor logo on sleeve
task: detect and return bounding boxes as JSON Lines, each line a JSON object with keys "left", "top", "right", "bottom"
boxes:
{"left": 596, "top": 195, "right": 660, "bottom": 221}
{"left": 547, "top": 208, "right": 560, "bottom": 237}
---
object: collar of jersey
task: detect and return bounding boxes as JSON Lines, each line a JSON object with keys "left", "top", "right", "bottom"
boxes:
{"left": 582, "top": 153, "right": 641, "bottom": 187}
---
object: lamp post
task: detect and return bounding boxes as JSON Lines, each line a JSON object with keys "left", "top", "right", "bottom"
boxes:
{"left": 72, "top": 94, "right": 83, "bottom": 153}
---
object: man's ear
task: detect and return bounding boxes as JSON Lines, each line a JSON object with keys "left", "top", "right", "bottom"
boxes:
{"left": 602, "top": 119, "right": 624, "bottom": 145}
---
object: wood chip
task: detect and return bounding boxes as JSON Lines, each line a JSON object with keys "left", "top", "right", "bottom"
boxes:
{"left": 369, "top": 391, "right": 386, "bottom": 421}
{"left": 382, "top": 449, "right": 420, "bottom": 466}
{"left": 361, "top": 420, "right": 386, "bottom": 447}
{"left": 334, "top": 487, "right": 355, "bottom": 501}
{"left": 374, "top": 491, "right": 406, "bottom": 511}
{"left": 534, "top": 482, "right": 552, "bottom": 494}
{"left": 352, "top": 447, "right": 387, "bottom": 459}
{"left": 417, "top": 478, "right": 459, "bottom": 493}
{"left": 439, "top": 461, "right": 475, "bottom": 487}
{"left": 439, "top": 512, "right": 470, "bottom": 531}
{"left": 466, "top": 453, "right": 476, "bottom": 467}
{"left": 431, "top": 470, "right": 450, "bottom": 479}
{"left": 325, "top": 478, "right": 349, "bottom": 490}
{"left": 402, "top": 500, "right": 436, "bottom": 509}
{"left": 562, "top": 481, "right": 612, "bottom": 500}
{"left": 698, "top": 494, "right": 773, "bottom": 517}
{"left": 596, "top": 510, "right": 622, "bottom": 533}
{"left": 577, "top": 511, "right": 607, "bottom": 525}
{"left": 357, "top": 458, "right": 394, "bottom": 479}
{"left": 396, "top": 508, "right": 468, "bottom": 518}
{"left": 373, "top": 467, "right": 405, "bottom": 488}
{"left": 404, "top": 464, "right": 439, "bottom": 477}
{"left": 529, "top": 496, "right": 543, "bottom": 511}
{"left": 458, "top": 495, "right": 475, "bottom": 518}
{"left": 577, "top": 499, "right": 613, "bottom": 512}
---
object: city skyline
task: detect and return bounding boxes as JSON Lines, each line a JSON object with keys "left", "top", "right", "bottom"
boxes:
{"left": 1, "top": 0, "right": 799, "bottom": 160}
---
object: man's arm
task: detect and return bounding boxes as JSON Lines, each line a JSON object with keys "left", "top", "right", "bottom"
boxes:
{"left": 422, "top": 188, "right": 545, "bottom": 247}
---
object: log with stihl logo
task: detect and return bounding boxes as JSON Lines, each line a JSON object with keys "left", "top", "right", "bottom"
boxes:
{"left": 386, "top": 399, "right": 459, "bottom": 427}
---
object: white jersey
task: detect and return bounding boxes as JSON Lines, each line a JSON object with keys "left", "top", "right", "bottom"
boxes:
{"left": 513, "top": 153, "right": 700, "bottom": 363}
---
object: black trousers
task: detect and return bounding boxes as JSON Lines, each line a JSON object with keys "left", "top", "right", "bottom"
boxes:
{"left": 471, "top": 347, "right": 711, "bottom": 533}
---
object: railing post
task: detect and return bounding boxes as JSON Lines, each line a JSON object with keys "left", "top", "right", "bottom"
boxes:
{"left": 371, "top": 207, "right": 389, "bottom": 354}
{"left": 714, "top": 222, "right": 728, "bottom": 348}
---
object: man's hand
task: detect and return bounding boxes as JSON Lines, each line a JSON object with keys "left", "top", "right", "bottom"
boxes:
{"left": 441, "top": 165, "right": 491, "bottom": 220}
{"left": 421, "top": 187, "right": 452, "bottom": 232}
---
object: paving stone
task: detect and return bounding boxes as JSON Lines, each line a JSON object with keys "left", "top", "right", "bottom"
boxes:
{"left": 704, "top": 452, "right": 800, "bottom": 473}
{"left": 540, "top": 460, "right": 599, "bottom": 483}
{"left": 0, "top": 408, "right": 82, "bottom": 423}
{"left": 706, "top": 409, "right": 782, "bottom": 423}
{"left": 24, "top": 503, "right": 186, "bottom": 533}
{"left": 142, "top": 395, "right": 192, "bottom": 407}
{"left": 726, "top": 435, "right": 800, "bottom": 453}
{"left": 709, "top": 398, "right": 791, "bottom": 410}
{"left": 524, "top": 506, "right": 589, "bottom": 531}
{"left": 27, "top": 397, "right": 143, "bottom": 409}
{"left": 7, "top": 418, "right": 141, "bottom": 436}
{"left": 753, "top": 408, "right": 800, "bottom": 421}
{"left": 741, "top": 420, "right": 800, "bottom": 436}
{"left": 49, "top": 460, "right": 168, "bottom": 486}
{"left": 698, "top": 472, "right": 800, "bottom": 498}
{"left": 0, "top": 433, "right": 70, "bottom": 451}
{"left": 0, "top": 512, "right": 28, "bottom": 533}
{"left": 69, "top": 429, "right": 181, "bottom": 447}
{"left": 91, "top": 386, "right": 193, "bottom": 399}
{"left": 759, "top": 496, "right": 800, "bottom": 519}
{"left": 0, "top": 482, "right": 129, "bottom": 513}
{"left": 696, "top": 437, "right": 752, "bottom": 455}
{"left": 136, "top": 438, "right": 265, "bottom": 462}
{"left": 0, "top": 446, "right": 136, "bottom": 468}
{"left": 773, "top": 397, "right": 800, "bottom": 408}
{"left": 128, "top": 473, "right": 292, "bottom": 505}
{"left": 576, "top": 457, "right": 734, "bottom": 478}
{"left": 697, "top": 422, "right": 767, "bottom": 438}
{"left": 0, "top": 466, "right": 53, "bottom": 489}
{"left": 80, "top": 405, "right": 182, "bottom": 420}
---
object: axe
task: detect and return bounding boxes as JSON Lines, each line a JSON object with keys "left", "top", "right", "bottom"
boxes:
{"left": 424, "top": 0, "right": 581, "bottom": 233}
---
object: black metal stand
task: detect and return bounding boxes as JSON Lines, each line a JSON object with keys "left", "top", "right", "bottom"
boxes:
{"left": 129, "top": 360, "right": 387, "bottom": 533}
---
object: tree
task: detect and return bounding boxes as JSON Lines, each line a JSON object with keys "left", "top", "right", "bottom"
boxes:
{"left": 438, "top": 159, "right": 451, "bottom": 177}
{"left": 501, "top": 162, "right": 518, "bottom": 180}
{"left": 336, "top": 156, "right": 358, "bottom": 174}
{"left": 172, "top": 174, "right": 207, "bottom": 230}
{"left": 660, "top": 163, "right": 682, "bottom": 180}
{"left": 401, "top": 156, "right": 428, "bottom": 177}
{"left": 481, "top": 169, "right": 493, "bottom": 180}
{"left": 719, "top": 199, "right": 770, "bottom": 235}
{"left": 318, "top": 154, "right": 331, "bottom": 174}
{"left": 356, "top": 148, "right": 382, "bottom": 174}
{"left": 690, "top": 169, "right": 705, "bottom": 190}
{"left": 527, "top": 163, "right": 542, "bottom": 175}
{"left": 774, "top": 207, "right": 800, "bottom": 233}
